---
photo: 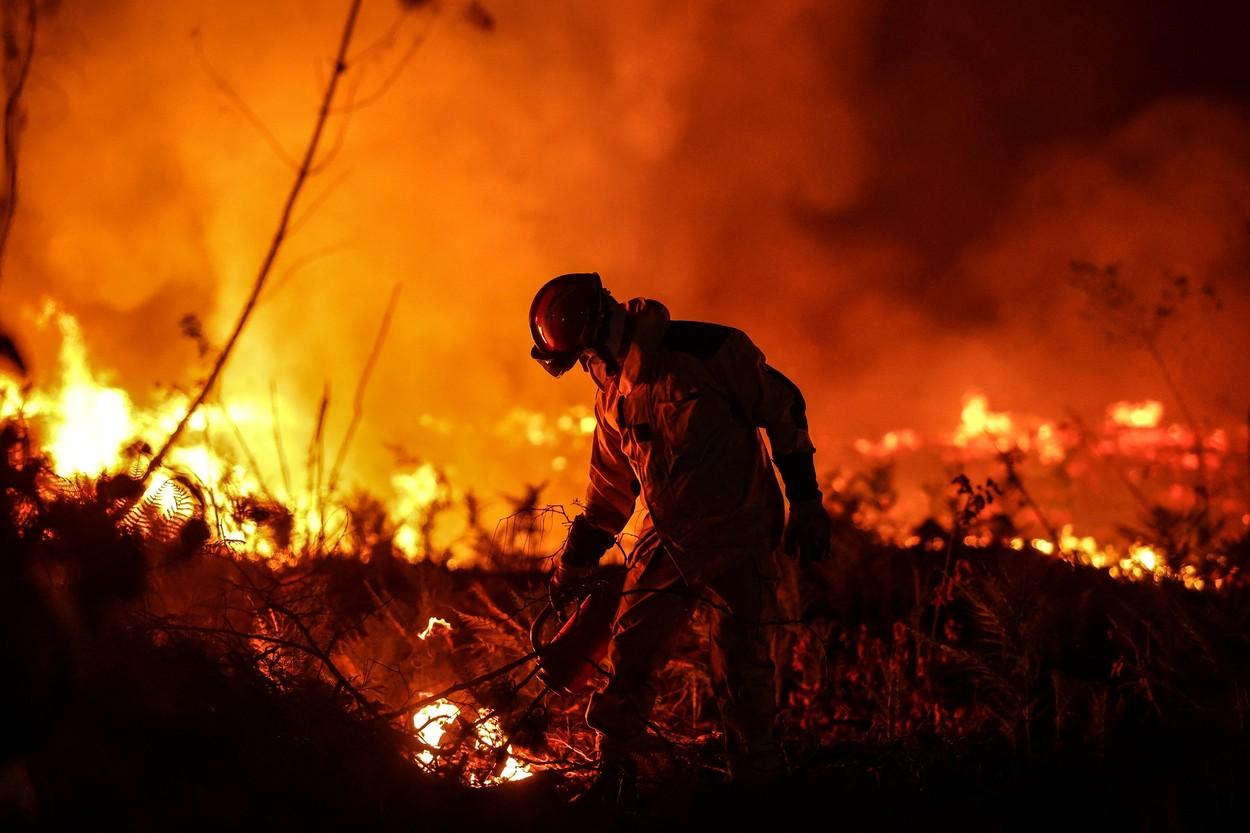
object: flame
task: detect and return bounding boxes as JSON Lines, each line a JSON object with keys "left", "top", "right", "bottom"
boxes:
{"left": 391, "top": 464, "right": 447, "bottom": 561}
{"left": 407, "top": 623, "right": 530, "bottom": 784}
{"left": 413, "top": 699, "right": 461, "bottom": 763}
{"left": 4, "top": 304, "right": 1243, "bottom": 592}
{"left": 853, "top": 428, "right": 920, "bottom": 458}
{"left": 33, "top": 303, "right": 135, "bottom": 478}
{"left": 853, "top": 391, "right": 1075, "bottom": 469}
{"left": 1, "top": 302, "right": 507, "bottom": 562}
{"left": 1034, "top": 422, "right": 1066, "bottom": 465}
{"left": 495, "top": 406, "right": 597, "bottom": 447}
{"left": 844, "top": 388, "right": 1243, "bottom": 590}
{"left": 416, "top": 616, "right": 452, "bottom": 640}
{"left": 1109, "top": 400, "right": 1164, "bottom": 429}
{"left": 1010, "top": 525, "right": 1206, "bottom": 589}
{"left": 411, "top": 698, "right": 533, "bottom": 786}
{"left": 953, "top": 393, "right": 1014, "bottom": 450}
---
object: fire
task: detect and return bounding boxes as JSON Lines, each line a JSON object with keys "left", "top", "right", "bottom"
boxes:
{"left": 416, "top": 616, "right": 452, "bottom": 640}
{"left": 1009, "top": 527, "right": 1206, "bottom": 588}
{"left": 4, "top": 304, "right": 1243, "bottom": 592}
{"left": 391, "top": 464, "right": 450, "bottom": 561}
{"left": 1, "top": 302, "right": 500, "bottom": 562}
{"left": 854, "top": 428, "right": 920, "bottom": 458}
{"left": 855, "top": 392, "right": 1075, "bottom": 469}
{"left": 411, "top": 698, "right": 533, "bottom": 786}
{"left": 1033, "top": 422, "right": 1066, "bottom": 465}
{"left": 24, "top": 302, "right": 135, "bottom": 478}
{"left": 1109, "top": 399, "right": 1164, "bottom": 429}
{"left": 845, "top": 388, "right": 1245, "bottom": 590}
{"left": 953, "top": 393, "right": 1014, "bottom": 450}
{"left": 413, "top": 699, "right": 461, "bottom": 760}
{"left": 496, "top": 407, "right": 597, "bottom": 447}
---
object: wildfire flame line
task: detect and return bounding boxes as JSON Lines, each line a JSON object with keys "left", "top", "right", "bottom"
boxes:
{"left": 3, "top": 306, "right": 1243, "bottom": 590}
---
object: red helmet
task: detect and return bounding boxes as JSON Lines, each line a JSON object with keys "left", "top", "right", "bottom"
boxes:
{"left": 529, "top": 273, "right": 610, "bottom": 377}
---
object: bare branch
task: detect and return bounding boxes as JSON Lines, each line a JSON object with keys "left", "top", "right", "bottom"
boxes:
{"left": 192, "top": 27, "right": 298, "bottom": 170}
{"left": 0, "top": 0, "right": 36, "bottom": 292}
{"left": 143, "top": 0, "right": 365, "bottom": 483}
{"left": 327, "top": 282, "right": 401, "bottom": 494}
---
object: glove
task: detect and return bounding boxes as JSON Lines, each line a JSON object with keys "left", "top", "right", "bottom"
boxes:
{"left": 549, "top": 560, "right": 598, "bottom": 612}
{"left": 783, "top": 498, "right": 832, "bottom": 565}
{"left": 549, "top": 515, "right": 615, "bottom": 611}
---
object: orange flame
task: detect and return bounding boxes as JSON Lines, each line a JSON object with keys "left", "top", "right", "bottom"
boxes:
{"left": 411, "top": 698, "right": 533, "bottom": 786}
{"left": 1109, "top": 400, "right": 1164, "bottom": 429}
{"left": 416, "top": 616, "right": 452, "bottom": 640}
{"left": 952, "top": 392, "right": 1014, "bottom": 449}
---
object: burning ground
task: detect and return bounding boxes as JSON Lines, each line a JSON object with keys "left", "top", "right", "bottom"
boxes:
{"left": 2, "top": 0, "right": 1250, "bottom": 830}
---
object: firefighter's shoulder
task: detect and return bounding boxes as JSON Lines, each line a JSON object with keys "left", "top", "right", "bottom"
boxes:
{"left": 660, "top": 320, "right": 742, "bottom": 360}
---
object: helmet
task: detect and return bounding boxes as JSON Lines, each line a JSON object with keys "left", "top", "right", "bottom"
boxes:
{"left": 529, "top": 273, "right": 610, "bottom": 377}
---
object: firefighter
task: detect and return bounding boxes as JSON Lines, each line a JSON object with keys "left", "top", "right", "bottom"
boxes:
{"left": 530, "top": 273, "right": 832, "bottom": 802}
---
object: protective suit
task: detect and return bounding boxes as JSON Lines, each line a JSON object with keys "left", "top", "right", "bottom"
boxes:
{"left": 568, "top": 297, "right": 820, "bottom": 783}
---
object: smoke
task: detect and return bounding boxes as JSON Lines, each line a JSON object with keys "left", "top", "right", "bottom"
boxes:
{"left": 3, "top": 0, "right": 1248, "bottom": 507}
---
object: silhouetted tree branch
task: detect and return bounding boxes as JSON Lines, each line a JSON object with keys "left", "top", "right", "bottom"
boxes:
{"left": 0, "top": 0, "right": 35, "bottom": 292}
{"left": 143, "top": 0, "right": 365, "bottom": 483}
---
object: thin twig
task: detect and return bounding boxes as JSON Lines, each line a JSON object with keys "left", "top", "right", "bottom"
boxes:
{"left": 1147, "top": 341, "right": 1209, "bottom": 528}
{"left": 1001, "top": 452, "right": 1062, "bottom": 546}
{"left": 221, "top": 393, "right": 275, "bottom": 502}
{"left": 361, "top": 577, "right": 410, "bottom": 639}
{"left": 334, "top": 11, "right": 442, "bottom": 116}
{"left": 327, "top": 282, "right": 401, "bottom": 494}
{"left": 150, "top": 618, "right": 375, "bottom": 714}
{"left": 269, "top": 380, "right": 293, "bottom": 499}
{"left": 142, "top": 0, "right": 365, "bottom": 484}
{"left": 308, "top": 383, "right": 330, "bottom": 553}
{"left": 192, "top": 28, "right": 298, "bottom": 170}
{"left": 1066, "top": 409, "right": 1153, "bottom": 515}
{"left": 285, "top": 168, "right": 354, "bottom": 238}
{"left": 262, "top": 240, "right": 352, "bottom": 303}
{"left": 269, "top": 600, "right": 377, "bottom": 714}
{"left": 0, "top": 0, "right": 36, "bottom": 292}
{"left": 412, "top": 651, "right": 541, "bottom": 711}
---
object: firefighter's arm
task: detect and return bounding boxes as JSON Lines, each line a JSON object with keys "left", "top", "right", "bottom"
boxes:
{"left": 551, "top": 399, "right": 634, "bottom": 604}
{"left": 566, "top": 397, "right": 635, "bottom": 567}
{"left": 716, "top": 330, "right": 820, "bottom": 501}
{"left": 716, "top": 330, "right": 831, "bottom": 563}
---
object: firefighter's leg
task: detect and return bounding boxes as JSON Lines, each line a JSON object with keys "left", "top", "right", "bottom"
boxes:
{"left": 586, "top": 539, "right": 691, "bottom": 758}
{"left": 705, "top": 551, "right": 785, "bottom": 784}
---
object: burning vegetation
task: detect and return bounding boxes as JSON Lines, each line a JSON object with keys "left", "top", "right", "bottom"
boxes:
{"left": 3, "top": 297, "right": 1250, "bottom": 828}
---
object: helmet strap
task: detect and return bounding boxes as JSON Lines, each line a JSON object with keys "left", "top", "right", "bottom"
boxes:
{"left": 590, "top": 298, "right": 630, "bottom": 378}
